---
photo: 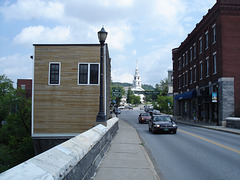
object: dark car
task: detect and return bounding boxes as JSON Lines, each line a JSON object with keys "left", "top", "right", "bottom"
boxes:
{"left": 138, "top": 112, "right": 151, "bottom": 124}
{"left": 148, "top": 115, "right": 178, "bottom": 134}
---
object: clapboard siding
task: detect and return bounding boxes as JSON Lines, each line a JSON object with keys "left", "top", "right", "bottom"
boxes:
{"left": 33, "top": 44, "right": 109, "bottom": 135}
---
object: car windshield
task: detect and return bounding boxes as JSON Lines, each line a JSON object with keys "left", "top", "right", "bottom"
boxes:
{"left": 141, "top": 113, "right": 150, "bottom": 116}
{"left": 153, "top": 116, "right": 171, "bottom": 122}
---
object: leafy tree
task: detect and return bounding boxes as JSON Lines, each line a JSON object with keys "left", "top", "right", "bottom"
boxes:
{"left": 0, "top": 75, "right": 14, "bottom": 127}
{"left": 155, "top": 95, "right": 173, "bottom": 114}
{"left": 0, "top": 75, "right": 34, "bottom": 173}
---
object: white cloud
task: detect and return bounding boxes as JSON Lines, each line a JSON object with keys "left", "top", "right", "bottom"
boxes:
{"left": 0, "top": 54, "right": 33, "bottom": 86}
{"left": 13, "top": 25, "right": 71, "bottom": 45}
{"left": 0, "top": 0, "right": 218, "bottom": 87}
{"left": 98, "top": 0, "right": 135, "bottom": 7}
{"left": 111, "top": 70, "right": 133, "bottom": 84}
{"left": 0, "top": 0, "right": 64, "bottom": 20}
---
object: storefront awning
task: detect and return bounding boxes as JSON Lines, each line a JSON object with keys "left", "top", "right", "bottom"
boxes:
{"left": 174, "top": 90, "right": 197, "bottom": 100}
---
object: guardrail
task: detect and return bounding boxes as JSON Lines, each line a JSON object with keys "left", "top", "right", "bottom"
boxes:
{"left": 0, "top": 117, "right": 119, "bottom": 180}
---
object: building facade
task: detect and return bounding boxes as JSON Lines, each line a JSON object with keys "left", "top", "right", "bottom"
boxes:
{"left": 172, "top": 0, "right": 240, "bottom": 125}
{"left": 17, "top": 79, "right": 32, "bottom": 99}
{"left": 32, "top": 44, "right": 111, "bottom": 154}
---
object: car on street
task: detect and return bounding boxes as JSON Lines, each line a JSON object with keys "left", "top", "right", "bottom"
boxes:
{"left": 128, "top": 106, "right": 133, "bottom": 110}
{"left": 152, "top": 109, "right": 161, "bottom": 115}
{"left": 138, "top": 112, "right": 151, "bottom": 124}
{"left": 148, "top": 115, "right": 178, "bottom": 134}
{"left": 118, "top": 106, "right": 125, "bottom": 109}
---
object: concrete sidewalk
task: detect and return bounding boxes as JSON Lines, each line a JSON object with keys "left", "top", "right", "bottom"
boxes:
{"left": 93, "top": 119, "right": 160, "bottom": 180}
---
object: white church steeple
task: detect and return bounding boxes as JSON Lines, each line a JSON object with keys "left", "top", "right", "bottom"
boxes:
{"left": 132, "top": 61, "right": 144, "bottom": 91}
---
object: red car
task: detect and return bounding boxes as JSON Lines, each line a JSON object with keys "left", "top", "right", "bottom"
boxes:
{"left": 138, "top": 112, "right": 151, "bottom": 124}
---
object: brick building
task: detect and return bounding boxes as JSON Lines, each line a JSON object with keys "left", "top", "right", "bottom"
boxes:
{"left": 172, "top": 0, "right": 240, "bottom": 125}
{"left": 17, "top": 79, "right": 32, "bottom": 99}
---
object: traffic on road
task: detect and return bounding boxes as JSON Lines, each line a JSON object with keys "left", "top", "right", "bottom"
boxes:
{"left": 118, "top": 106, "right": 240, "bottom": 180}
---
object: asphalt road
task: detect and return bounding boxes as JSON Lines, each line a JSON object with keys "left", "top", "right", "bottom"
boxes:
{"left": 118, "top": 108, "right": 240, "bottom": 180}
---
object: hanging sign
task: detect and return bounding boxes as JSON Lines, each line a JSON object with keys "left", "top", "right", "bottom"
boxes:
{"left": 212, "top": 92, "right": 217, "bottom": 102}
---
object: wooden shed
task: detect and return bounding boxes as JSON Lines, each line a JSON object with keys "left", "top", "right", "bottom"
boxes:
{"left": 32, "top": 44, "right": 111, "bottom": 154}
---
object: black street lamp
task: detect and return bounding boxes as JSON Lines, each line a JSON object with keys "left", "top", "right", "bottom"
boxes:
{"left": 96, "top": 27, "right": 108, "bottom": 124}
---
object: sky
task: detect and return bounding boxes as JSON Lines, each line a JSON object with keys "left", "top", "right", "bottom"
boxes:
{"left": 0, "top": 0, "right": 216, "bottom": 87}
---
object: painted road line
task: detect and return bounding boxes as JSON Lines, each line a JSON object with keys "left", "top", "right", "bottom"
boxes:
{"left": 179, "top": 129, "right": 240, "bottom": 154}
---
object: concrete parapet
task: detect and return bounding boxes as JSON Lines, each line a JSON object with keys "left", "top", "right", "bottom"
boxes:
{"left": 225, "top": 117, "right": 240, "bottom": 129}
{"left": 0, "top": 117, "right": 119, "bottom": 180}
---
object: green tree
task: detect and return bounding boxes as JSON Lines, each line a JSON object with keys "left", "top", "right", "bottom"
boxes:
{"left": 0, "top": 75, "right": 34, "bottom": 173}
{"left": 0, "top": 75, "right": 14, "bottom": 127}
{"left": 126, "top": 87, "right": 133, "bottom": 103}
{"left": 155, "top": 95, "right": 173, "bottom": 114}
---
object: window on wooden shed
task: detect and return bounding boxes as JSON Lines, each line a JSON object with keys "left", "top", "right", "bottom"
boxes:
{"left": 49, "top": 63, "right": 60, "bottom": 85}
{"left": 78, "top": 63, "right": 99, "bottom": 85}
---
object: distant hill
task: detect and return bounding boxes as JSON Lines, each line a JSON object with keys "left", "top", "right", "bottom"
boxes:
{"left": 112, "top": 82, "right": 154, "bottom": 91}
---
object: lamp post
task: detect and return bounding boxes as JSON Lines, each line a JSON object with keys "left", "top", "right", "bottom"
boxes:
{"left": 96, "top": 27, "right": 108, "bottom": 124}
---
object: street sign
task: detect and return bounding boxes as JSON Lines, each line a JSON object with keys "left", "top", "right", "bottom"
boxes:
{"left": 144, "top": 91, "right": 160, "bottom": 95}
{"left": 112, "top": 88, "right": 121, "bottom": 97}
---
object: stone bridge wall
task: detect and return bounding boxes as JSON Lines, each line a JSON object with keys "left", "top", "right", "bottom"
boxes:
{"left": 0, "top": 117, "right": 119, "bottom": 180}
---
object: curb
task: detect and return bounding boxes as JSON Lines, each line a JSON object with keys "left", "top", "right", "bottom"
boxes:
{"left": 176, "top": 120, "right": 240, "bottom": 135}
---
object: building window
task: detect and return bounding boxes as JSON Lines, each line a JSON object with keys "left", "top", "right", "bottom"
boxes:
{"left": 49, "top": 62, "right": 60, "bottom": 85}
{"left": 213, "top": 52, "right": 217, "bottom": 74}
{"left": 21, "top": 85, "right": 26, "bottom": 90}
{"left": 200, "top": 61, "right": 203, "bottom": 80}
{"left": 185, "top": 71, "right": 188, "bottom": 86}
{"left": 205, "top": 31, "right": 209, "bottom": 49}
{"left": 78, "top": 63, "right": 99, "bottom": 85}
{"left": 190, "top": 47, "right": 193, "bottom": 62}
{"left": 185, "top": 51, "right": 188, "bottom": 65}
{"left": 212, "top": 24, "right": 216, "bottom": 44}
{"left": 193, "top": 43, "right": 196, "bottom": 59}
{"left": 190, "top": 68, "right": 192, "bottom": 84}
{"left": 178, "top": 57, "right": 181, "bottom": 70}
{"left": 183, "top": 74, "right": 185, "bottom": 87}
{"left": 178, "top": 76, "right": 181, "bottom": 89}
{"left": 194, "top": 66, "right": 197, "bottom": 83}
{"left": 199, "top": 37, "right": 202, "bottom": 54}
{"left": 206, "top": 57, "right": 209, "bottom": 77}
{"left": 183, "top": 54, "right": 185, "bottom": 67}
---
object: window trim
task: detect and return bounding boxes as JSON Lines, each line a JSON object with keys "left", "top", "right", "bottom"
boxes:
{"left": 206, "top": 56, "right": 209, "bottom": 77}
{"left": 190, "top": 47, "right": 193, "bottom": 62}
{"left": 193, "top": 43, "right": 196, "bottom": 59}
{"left": 200, "top": 61, "right": 203, "bottom": 80}
{"left": 199, "top": 36, "right": 202, "bottom": 54}
{"left": 205, "top": 31, "right": 209, "bottom": 50}
{"left": 212, "top": 24, "right": 216, "bottom": 44}
{"left": 49, "top": 62, "right": 61, "bottom": 85}
{"left": 194, "top": 65, "right": 197, "bottom": 83}
{"left": 78, "top": 63, "right": 100, "bottom": 85}
{"left": 213, "top": 51, "right": 217, "bottom": 74}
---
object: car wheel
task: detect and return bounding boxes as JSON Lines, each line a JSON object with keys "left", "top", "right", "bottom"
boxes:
{"left": 173, "top": 130, "right": 177, "bottom": 134}
{"left": 139, "top": 120, "right": 142, "bottom": 124}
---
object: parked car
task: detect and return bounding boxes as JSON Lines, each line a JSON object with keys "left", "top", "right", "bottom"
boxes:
{"left": 138, "top": 112, "right": 151, "bottom": 124}
{"left": 148, "top": 115, "right": 178, "bottom": 134}
{"left": 152, "top": 109, "right": 161, "bottom": 115}
{"left": 118, "top": 106, "right": 125, "bottom": 109}
{"left": 128, "top": 106, "right": 133, "bottom": 110}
